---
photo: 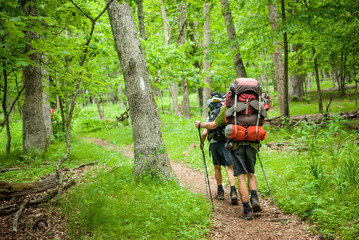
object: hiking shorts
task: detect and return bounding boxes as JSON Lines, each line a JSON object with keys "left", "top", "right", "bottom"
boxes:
{"left": 209, "top": 142, "right": 233, "bottom": 167}
{"left": 231, "top": 145, "right": 257, "bottom": 176}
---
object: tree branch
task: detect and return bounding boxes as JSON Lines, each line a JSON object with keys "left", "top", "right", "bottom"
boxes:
{"left": 69, "top": 0, "right": 93, "bottom": 21}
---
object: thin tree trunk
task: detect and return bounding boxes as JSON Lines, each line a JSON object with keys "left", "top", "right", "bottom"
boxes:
{"left": 42, "top": 56, "right": 53, "bottom": 139}
{"left": 178, "top": 1, "right": 190, "bottom": 118}
{"left": 106, "top": 0, "right": 173, "bottom": 179}
{"left": 312, "top": 46, "right": 323, "bottom": 114}
{"left": 292, "top": 44, "right": 304, "bottom": 101}
{"left": 96, "top": 96, "right": 104, "bottom": 119}
{"left": 280, "top": 0, "right": 290, "bottom": 117}
{"left": 202, "top": 1, "right": 211, "bottom": 120}
{"left": 160, "top": 0, "right": 180, "bottom": 116}
{"left": 1, "top": 66, "right": 11, "bottom": 154}
{"left": 268, "top": 2, "right": 286, "bottom": 117}
{"left": 220, "top": 0, "right": 246, "bottom": 78}
{"left": 160, "top": 0, "right": 170, "bottom": 45}
{"left": 137, "top": 0, "right": 147, "bottom": 40}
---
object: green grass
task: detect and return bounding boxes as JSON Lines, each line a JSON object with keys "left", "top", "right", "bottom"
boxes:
{"left": 256, "top": 119, "right": 359, "bottom": 239}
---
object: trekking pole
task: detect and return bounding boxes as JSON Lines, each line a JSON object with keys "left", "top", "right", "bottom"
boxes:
{"left": 197, "top": 125, "right": 214, "bottom": 210}
{"left": 256, "top": 152, "right": 279, "bottom": 214}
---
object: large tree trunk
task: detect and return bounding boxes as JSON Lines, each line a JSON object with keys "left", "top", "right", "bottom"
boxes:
{"left": 106, "top": 0, "right": 173, "bottom": 178}
{"left": 292, "top": 44, "right": 304, "bottom": 100}
{"left": 268, "top": 2, "right": 287, "bottom": 117}
{"left": 202, "top": 1, "right": 211, "bottom": 120}
{"left": 178, "top": 1, "right": 190, "bottom": 119}
{"left": 137, "top": 0, "right": 147, "bottom": 40}
{"left": 20, "top": 1, "right": 47, "bottom": 152}
{"left": 220, "top": 0, "right": 247, "bottom": 78}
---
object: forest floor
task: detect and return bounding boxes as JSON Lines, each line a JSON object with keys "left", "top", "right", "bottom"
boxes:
{"left": 0, "top": 138, "right": 323, "bottom": 239}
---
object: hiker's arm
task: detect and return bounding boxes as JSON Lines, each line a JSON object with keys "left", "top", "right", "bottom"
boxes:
{"left": 195, "top": 120, "right": 218, "bottom": 130}
{"left": 200, "top": 129, "right": 208, "bottom": 149}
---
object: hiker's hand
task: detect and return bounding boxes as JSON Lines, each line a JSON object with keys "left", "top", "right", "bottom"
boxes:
{"left": 195, "top": 120, "right": 201, "bottom": 129}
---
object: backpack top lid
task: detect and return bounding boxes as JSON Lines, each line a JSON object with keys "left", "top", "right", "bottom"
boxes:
{"left": 230, "top": 78, "right": 261, "bottom": 96}
{"left": 207, "top": 92, "right": 225, "bottom": 117}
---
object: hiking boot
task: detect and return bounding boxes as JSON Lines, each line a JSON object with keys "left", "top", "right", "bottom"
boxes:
{"left": 215, "top": 191, "right": 224, "bottom": 200}
{"left": 242, "top": 211, "right": 254, "bottom": 220}
{"left": 230, "top": 191, "right": 238, "bottom": 205}
{"left": 250, "top": 197, "right": 262, "bottom": 213}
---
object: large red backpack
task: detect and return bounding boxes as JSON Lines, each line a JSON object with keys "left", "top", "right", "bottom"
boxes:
{"left": 224, "top": 78, "right": 270, "bottom": 141}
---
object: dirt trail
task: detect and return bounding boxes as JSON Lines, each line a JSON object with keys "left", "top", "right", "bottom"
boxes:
{"left": 94, "top": 138, "right": 321, "bottom": 240}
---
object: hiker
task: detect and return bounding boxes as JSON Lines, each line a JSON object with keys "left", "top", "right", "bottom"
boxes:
{"left": 195, "top": 78, "right": 270, "bottom": 220}
{"left": 200, "top": 92, "right": 238, "bottom": 205}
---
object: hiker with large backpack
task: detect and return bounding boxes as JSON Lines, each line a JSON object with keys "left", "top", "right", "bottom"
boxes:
{"left": 200, "top": 92, "right": 238, "bottom": 205}
{"left": 195, "top": 78, "right": 270, "bottom": 220}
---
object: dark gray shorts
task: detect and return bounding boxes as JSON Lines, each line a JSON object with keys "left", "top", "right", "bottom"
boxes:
{"left": 209, "top": 142, "right": 233, "bottom": 167}
{"left": 231, "top": 145, "right": 257, "bottom": 175}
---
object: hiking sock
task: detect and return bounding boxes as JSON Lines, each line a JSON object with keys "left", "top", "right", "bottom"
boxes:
{"left": 250, "top": 190, "right": 258, "bottom": 200}
{"left": 230, "top": 186, "right": 236, "bottom": 193}
{"left": 243, "top": 201, "right": 252, "bottom": 214}
{"left": 217, "top": 185, "right": 224, "bottom": 193}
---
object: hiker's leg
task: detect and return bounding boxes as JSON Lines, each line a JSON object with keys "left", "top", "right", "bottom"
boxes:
{"left": 213, "top": 165, "right": 224, "bottom": 200}
{"left": 225, "top": 165, "right": 238, "bottom": 205}
{"left": 247, "top": 174, "right": 261, "bottom": 212}
{"left": 225, "top": 165, "right": 235, "bottom": 186}
{"left": 247, "top": 172, "right": 257, "bottom": 190}
{"left": 237, "top": 174, "right": 249, "bottom": 202}
{"left": 214, "top": 165, "right": 222, "bottom": 186}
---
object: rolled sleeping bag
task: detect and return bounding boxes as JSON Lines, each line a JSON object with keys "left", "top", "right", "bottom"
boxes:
{"left": 224, "top": 124, "right": 267, "bottom": 141}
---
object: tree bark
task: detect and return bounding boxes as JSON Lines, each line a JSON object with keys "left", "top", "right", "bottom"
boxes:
{"left": 312, "top": 46, "right": 323, "bottom": 114}
{"left": 42, "top": 56, "right": 53, "bottom": 140}
{"left": 220, "top": 0, "right": 247, "bottom": 78}
{"left": 160, "top": 0, "right": 180, "bottom": 116}
{"left": 106, "top": 0, "right": 173, "bottom": 179}
{"left": 202, "top": 1, "right": 212, "bottom": 120}
{"left": 20, "top": 1, "right": 47, "bottom": 152}
{"left": 178, "top": 1, "right": 191, "bottom": 119}
{"left": 137, "top": 0, "right": 147, "bottom": 40}
{"left": 268, "top": 2, "right": 287, "bottom": 117}
{"left": 280, "top": 0, "right": 290, "bottom": 117}
{"left": 160, "top": 0, "right": 170, "bottom": 45}
{"left": 292, "top": 44, "right": 304, "bottom": 100}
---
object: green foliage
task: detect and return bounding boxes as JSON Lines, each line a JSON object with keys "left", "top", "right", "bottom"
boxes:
{"left": 258, "top": 118, "right": 359, "bottom": 239}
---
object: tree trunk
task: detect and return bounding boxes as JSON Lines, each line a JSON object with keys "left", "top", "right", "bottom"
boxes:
{"left": 292, "top": 44, "right": 304, "bottom": 100}
{"left": 178, "top": 1, "right": 190, "bottom": 119}
{"left": 160, "top": 0, "right": 180, "bottom": 116}
{"left": 220, "top": 0, "right": 247, "bottom": 78}
{"left": 106, "top": 0, "right": 173, "bottom": 179}
{"left": 42, "top": 56, "right": 53, "bottom": 140}
{"left": 312, "top": 46, "right": 323, "bottom": 114}
{"left": 202, "top": 1, "right": 211, "bottom": 120}
{"left": 96, "top": 96, "right": 104, "bottom": 119}
{"left": 170, "top": 82, "right": 181, "bottom": 115}
{"left": 1, "top": 66, "right": 11, "bottom": 154}
{"left": 280, "top": 0, "right": 290, "bottom": 117}
{"left": 197, "top": 87, "right": 203, "bottom": 107}
{"left": 20, "top": 1, "right": 47, "bottom": 152}
{"left": 137, "top": 0, "right": 147, "bottom": 40}
{"left": 268, "top": 2, "right": 286, "bottom": 117}
{"left": 160, "top": 0, "right": 170, "bottom": 45}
